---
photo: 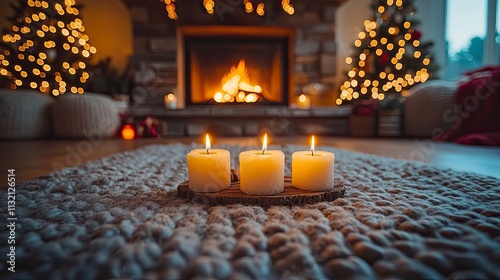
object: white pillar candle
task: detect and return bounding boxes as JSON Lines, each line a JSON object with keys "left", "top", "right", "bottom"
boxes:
{"left": 187, "top": 134, "right": 231, "bottom": 192}
{"left": 239, "top": 134, "right": 285, "bottom": 195}
{"left": 164, "top": 93, "right": 177, "bottom": 109}
{"left": 296, "top": 94, "right": 311, "bottom": 109}
{"left": 292, "top": 136, "right": 335, "bottom": 191}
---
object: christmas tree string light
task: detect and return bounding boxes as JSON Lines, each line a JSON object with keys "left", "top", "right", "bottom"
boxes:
{"left": 0, "top": 0, "right": 96, "bottom": 96}
{"left": 337, "top": 0, "right": 437, "bottom": 105}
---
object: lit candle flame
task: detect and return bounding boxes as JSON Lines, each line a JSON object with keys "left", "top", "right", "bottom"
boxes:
{"left": 262, "top": 133, "right": 267, "bottom": 155}
{"left": 206, "top": 134, "right": 211, "bottom": 154}
{"left": 311, "top": 135, "right": 315, "bottom": 156}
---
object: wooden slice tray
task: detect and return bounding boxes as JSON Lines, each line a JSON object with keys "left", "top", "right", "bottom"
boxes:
{"left": 177, "top": 176, "right": 345, "bottom": 207}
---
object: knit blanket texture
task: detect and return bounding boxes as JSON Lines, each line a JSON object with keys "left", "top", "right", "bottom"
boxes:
{"left": 1, "top": 144, "right": 500, "bottom": 279}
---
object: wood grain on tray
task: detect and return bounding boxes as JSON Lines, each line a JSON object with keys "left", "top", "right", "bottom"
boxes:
{"left": 177, "top": 176, "right": 345, "bottom": 206}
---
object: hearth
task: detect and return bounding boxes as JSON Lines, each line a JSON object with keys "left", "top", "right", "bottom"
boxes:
{"left": 177, "top": 26, "right": 294, "bottom": 107}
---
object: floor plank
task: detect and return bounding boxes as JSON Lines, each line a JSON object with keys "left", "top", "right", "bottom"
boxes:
{"left": 0, "top": 137, "right": 499, "bottom": 185}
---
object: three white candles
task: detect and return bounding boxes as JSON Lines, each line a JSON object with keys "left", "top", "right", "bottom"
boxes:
{"left": 239, "top": 134, "right": 285, "bottom": 195}
{"left": 187, "top": 134, "right": 335, "bottom": 194}
{"left": 187, "top": 134, "right": 231, "bottom": 192}
{"left": 292, "top": 136, "right": 335, "bottom": 191}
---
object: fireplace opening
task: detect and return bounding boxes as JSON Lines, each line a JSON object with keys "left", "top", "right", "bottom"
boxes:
{"left": 178, "top": 26, "right": 294, "bottom": 107}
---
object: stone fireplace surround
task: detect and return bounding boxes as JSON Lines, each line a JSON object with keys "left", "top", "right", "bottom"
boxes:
{"left": 125, "top": 0, "right": 351, "bottom": 136}
{"left": 125, "top": 0, "right": 345, "bottom": 106}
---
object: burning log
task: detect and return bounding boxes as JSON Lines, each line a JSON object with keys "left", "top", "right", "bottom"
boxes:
{"left": 213, "top": 59, "right": 264, "bottom": 103}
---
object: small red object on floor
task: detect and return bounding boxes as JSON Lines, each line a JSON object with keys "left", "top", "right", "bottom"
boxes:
{"left": 121, "top": 124, "right": 135, "bottom": 140}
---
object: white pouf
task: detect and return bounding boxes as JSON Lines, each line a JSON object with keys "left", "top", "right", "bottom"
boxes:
{"left": 0, "top": 89, "right": 54, "bottom": 139}
{"left": 404, "top": 81, "right": 457, "bottom": 137}
{"left": 52, "top": 93, "right": 120, "bottom": 138}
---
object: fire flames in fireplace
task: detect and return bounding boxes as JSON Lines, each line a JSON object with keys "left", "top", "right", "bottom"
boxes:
{"left": 213, "top": 59, "right": 263, "bottom": 103}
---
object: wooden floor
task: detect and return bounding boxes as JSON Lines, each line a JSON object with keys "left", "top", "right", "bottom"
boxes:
{"left": 1, "top": 137, "right": 499, "bottom": 184}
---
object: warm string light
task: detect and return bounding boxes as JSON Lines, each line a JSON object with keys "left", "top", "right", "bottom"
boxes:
{"left": 244, "top": 0, "right": 253, "bottom": 13}
{"left": 203, "top": 0, "right": 215, "bottom": 14}
{"left": 281, "top": 0, "right": 295, "bottom": 15}
{"left": 164, "top": 1, "right": 295, "bottom": 18}
{"left": 0, "top": 0, "right": 96, "bottom": 96}
{"left": 336, "top": 1, "right": 432, "bottom": 105}
{"left": 163, "top": 0, "right": 178, "bottom": 20}
{"left": 255, "top": 3, "right": 265, "bottom": 16}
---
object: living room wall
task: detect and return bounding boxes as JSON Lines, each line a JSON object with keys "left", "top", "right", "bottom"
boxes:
{"left": 335, "top": 0, "right": 371, "bottom": 88}
{"left": 0, "top": 0, "right": 133, "bottom": 72}
{"left": 78, "top": 0, "right": 133, "bottom": 72}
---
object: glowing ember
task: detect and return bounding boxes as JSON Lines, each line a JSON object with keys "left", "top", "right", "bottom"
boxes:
{"left": 214, "top": 59, "right": 262, "bottom": 103}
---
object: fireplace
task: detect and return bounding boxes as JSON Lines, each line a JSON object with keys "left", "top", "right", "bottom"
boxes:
{"left": 177, "top": 26, "right": 294, "bottom": 107}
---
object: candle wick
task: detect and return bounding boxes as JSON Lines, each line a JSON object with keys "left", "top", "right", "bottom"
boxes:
{"left": 262, "top": 149, "right": 265, "bottom": 155}
{"left": 311, "top": 149, "right": 314, "bottom": 156}
{"left": 206, "top": 148, "right": 209, "bottom": 155}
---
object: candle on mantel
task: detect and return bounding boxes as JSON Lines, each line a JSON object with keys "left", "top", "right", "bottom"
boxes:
{"left": 239, "top": 134, "right": 285, "bottom": 195}
{"left": 187, "top": 134, "right": 231, "bottom": 192}
{"left": 164, "top": 93, "right": 177, "bottom": 109}
{"left": 296, "top": 94, "right": 311, "bottom": 109}
{"left": 292, "top": 135, "right": 335, "bottom": 191}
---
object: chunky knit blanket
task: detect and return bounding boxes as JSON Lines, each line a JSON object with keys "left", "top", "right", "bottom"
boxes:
{"left": 1, "top": 144, "right": 500, "bottom": 279}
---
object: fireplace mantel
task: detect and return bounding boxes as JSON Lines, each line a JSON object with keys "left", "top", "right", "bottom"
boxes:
{"left": 130, "top": 104, "right": 352, "bottom": 136}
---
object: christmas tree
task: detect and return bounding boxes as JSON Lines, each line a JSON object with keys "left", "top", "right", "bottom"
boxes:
{"left": 337, "top": 0, "right": 437, "bottom": 105}
{"left": 0, "top": 0, "right": 96, "bottom": 96}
